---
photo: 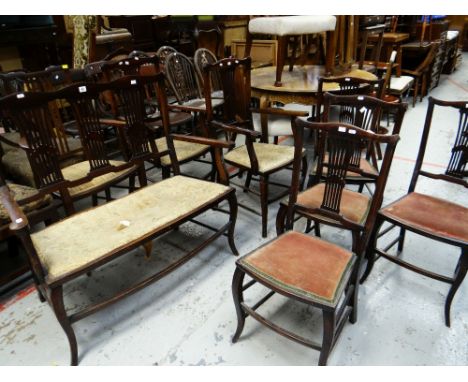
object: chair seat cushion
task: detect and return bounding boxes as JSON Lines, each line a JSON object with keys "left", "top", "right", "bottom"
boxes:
{"left": 224, "top": 142, "right": 300, "bottom": 174}
{"left": 180, "top": 97, "right": 223, "bottom": 111}
{"left": 381, "top": 192, "right": 468, "bottom": 244}
{"left": 62, "top": 160, "right": 136, "bottom": 197}
{"left": 31, "top": 175, "right": 232, "bottom": 282}
{"left": 296, "top": 183, "right": 371, "bottom": 225}
{"left": 389, "top": 76, "right": 414, "bottom": 92}
{"left": 0, "top": 183, "right": 53, "bottom": 225}
{"left": 155, "top": 137, "right": 210, "bottom": 166}
{"left": 249, "top": 16, "right": 336, "bottom": 36}
{"left": 252, "top": 103, "right": 312, "bottom": 137}
{"left": 238, "top": 231, "right": 355, "bottom": 307}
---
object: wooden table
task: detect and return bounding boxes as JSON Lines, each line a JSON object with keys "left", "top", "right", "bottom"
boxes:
{"left": 368, "top": 32, "right": 410, "bottom": 76}
{"left": 251, "top": 65, "right": 377, "bottom": 142}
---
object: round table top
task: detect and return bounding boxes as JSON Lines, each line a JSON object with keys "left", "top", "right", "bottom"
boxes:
{"left": 251, "top": 65, "right": 378, "bottom": 95}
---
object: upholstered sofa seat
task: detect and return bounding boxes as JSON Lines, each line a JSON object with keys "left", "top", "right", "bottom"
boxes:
{"left": 31, "top": 175, "right": 231, "bottom": 283}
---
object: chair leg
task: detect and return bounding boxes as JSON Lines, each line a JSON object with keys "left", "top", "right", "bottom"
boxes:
{"left": 232, "top": 267, "right": 247, "bottom": 343}
{"left": 397, "top": 227, "right": 406, "bottom": 254}
{"left": 50, "top": 286, "right": 78, "bottom": 366}
{"left": 244, "top": 171, "right": 252, "bottom": 193}
{"left": 162, "top": 166, "right": 171, "bottom": 179}
{"left": 260, "top": 175, "right": 269, "bottom": 238}
{"left": 104, "top": 188, "right": 111, "bottom": 202}
{"left": 92, "top": 194, "right": 98, "bottom": 207}
{"left": 289, "top": 36, "right": 299, "bottom": 71}
{"left": 137, "top": 165, "right": 147, "bottom": 189}
{"left": 412, "top": 78, "right": 419, "bottom": 108}
{"left": 319, "top": 310, "right": 335, "bottom": 366}
{"left": 300, "top": 156, "right": 308, "bottom": 190}
{"left": 360, "top": 216, "right": 384, "bottom": 284}
{"left": 276, "top": 204, "right": 288, "bottom": 235}
{"left": 227, "top": 193, "right": 239, "bottom": 256}
{"left": 444, "top": 248, "right": 467, "bottom": 327}
{"left": 275, "top": 36, "right": 288, "bottom": 87}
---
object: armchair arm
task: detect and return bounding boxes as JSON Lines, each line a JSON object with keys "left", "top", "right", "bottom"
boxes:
{"left": 172, "top": 134, "right": 235, "bottom": 150}
{"left": 210, "top": 120, "right": 261, "bottom": 138}
{"left": 0, "top": 184, "right": 29, "bottom": 231}
{"left": 251, "top": 107, "right": 309, "bottom": 118}
{"left": 401, "top": 69, "right": 421, "bottom": 77}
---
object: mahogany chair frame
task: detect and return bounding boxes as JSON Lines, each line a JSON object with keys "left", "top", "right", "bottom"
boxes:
{"left": 202, "top": 57, "right": 309, "bottom": 237}
{"left": 233, "top": 120, "right": 400, "bottom": 365}
{"left": 360, "top": 97, "right": 468, "bottom": 327}
{"left": 0, "top": 74, "right": 239, "bottom": 365}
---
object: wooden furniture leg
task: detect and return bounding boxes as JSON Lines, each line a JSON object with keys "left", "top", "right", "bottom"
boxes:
{"left": 325, "top": 30, "right": 336, "bottom": 76}
{"left": 275, "top": 36, "right": 289, "bottom": 87}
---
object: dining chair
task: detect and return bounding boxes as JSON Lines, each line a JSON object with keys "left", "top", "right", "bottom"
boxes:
{"left": 360, "top": 97, "right": 468, "bottom": 327}
{"left": 194, "top": 48, "right": 223, "bottom": 99}
{"left": 232, "top": 119, "right": 400, "bottom": 365}
{"left": 203, "top": 56, "right": 309, "bottom": 238}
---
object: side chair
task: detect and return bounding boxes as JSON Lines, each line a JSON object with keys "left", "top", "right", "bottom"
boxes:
{"left": 232, "top": 120, "right": 400, "bottom": 365}
{"left": 203, "top": 57, "right": 309, "bottom": 238}
{"left": 360, "top": 97, "right": 468, "bottom": 327}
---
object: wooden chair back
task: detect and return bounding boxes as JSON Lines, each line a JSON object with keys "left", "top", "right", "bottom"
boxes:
{"left": 155, "top": 45, "right": 177, "bottom": 70}
{"left": 194, "top": 48, "right": 222, "bottom": 92}
{"left": 409, "top": 97, "right": 468, "bottom": 192}
{"left": 164, "top": 52, "right": 203, "bottom": 104}
{"left": 288, "top": 119, "right": 400, "bottom": 233}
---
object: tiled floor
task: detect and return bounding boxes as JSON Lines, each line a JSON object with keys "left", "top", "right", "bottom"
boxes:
{"left": 0, "top": 55, "right": 467, "bottom": 366}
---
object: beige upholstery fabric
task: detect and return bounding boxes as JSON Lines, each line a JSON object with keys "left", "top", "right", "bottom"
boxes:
{"left": 389, "top": 76, "right": 414, "bottom": 92}
{"left": 180, "top": 97, "right": 223, "bottom": 111}
{"left": 0, "top": 183, "right": 52, "bottom": 225}
{"left": 31, "top": 176, "right": 231, "bottom": 282}
{"left": 155, "top": 137, "right": 209, "bottom": 166}
{"left": 249, "top": 16, "right": 336, "bottom": 36}
{"left": 62, "top": 160, "right": 136, "bottom": 197}
{"left": 224, "top": 143, "right": 301, "bottom": 174}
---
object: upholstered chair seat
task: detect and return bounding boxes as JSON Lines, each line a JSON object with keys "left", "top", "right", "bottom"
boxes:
{"left": 295, "top": 183, "right": 371, "bottom": 225}
{"left": 31, "top": 175, "right": 231, "bottom": 283}
{"left": 224, "top": 142, "right": 302, "bottom": 174}
{"left": 389, "top": 75, "right": 414, "bottom": 94}
{"left": 248, "top": 16, "right": 336, "bottom": 36}
{"left": 61, "top": 160, "right": 137, "bottom": 197}
{"left": 380, "top": 192, "right": 468, "bottom": 243}
{"left": 0, "top": 183, "right": 53, "bottom": 225}
{"left": 154, "top": 137, "right": 209, "bottom": 166}
{"left": 238, "top": 231, "right": 356, "bottom": 307}
{"left": 179, "top": 97, "right": 223, "bottom": 112}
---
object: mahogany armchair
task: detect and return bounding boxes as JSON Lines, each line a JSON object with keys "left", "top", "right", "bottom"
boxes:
{"left": 360, "top": 97, "right": 468, "bottom": 327}
{"left": 0, "top": 74, "right": 239, "bottom": 365}
{"left": 203, "top": 57, "right": 309, "bottom": 238}
{"left": 232, "top": 120, "right": 400, "bottom": 365}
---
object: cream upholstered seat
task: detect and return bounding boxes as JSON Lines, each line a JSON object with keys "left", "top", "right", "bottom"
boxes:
{"left": 295, "top": 183, "right": 371, "bottom": 225}
{"left": 154, "top": 137, "right": 209, "bottom": 166}
{"left": 0, "top": 183, "right": 53, "bottom": 225}
{"left": 224, "top": 142, "right": 301, "bottom": 174}
{"left": 31, "top": 175, "right": 231, "bottom": 282}
{"left": 389, "top": 75, "right": 414, "bottom": 93}
{"left": 238, "top": 231, "right": 356, "bottom": 307}
{"left": 249, "top": 16, "right": 336, "bottom": 36}
{"left": 252, "top": 103, "right": 312, "bottom": 137}
{"left": 61, "top": 160, "right": 137, "bottom": 197}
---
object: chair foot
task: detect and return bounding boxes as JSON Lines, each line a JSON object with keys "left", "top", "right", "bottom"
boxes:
{"left": 232, "top": 267, "right": 246, "bottom": 343}
{"left": 444, "top": 249, "right": 467, "bottom": 327}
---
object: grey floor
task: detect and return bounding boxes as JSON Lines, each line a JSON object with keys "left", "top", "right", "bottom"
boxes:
{"left": 0, "top": 55, "right": 467, "bottom": 366}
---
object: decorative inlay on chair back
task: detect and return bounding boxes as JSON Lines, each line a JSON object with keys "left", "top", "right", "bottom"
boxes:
{"left": 194, "top": 48, "right": 222, "bottom": 92}
{"left": 0, "top": 92, "right": 65, "bottom": 189}
{"left": 203, "top": 57, "right": 251, "bottom": 124}
{"left": 165, "top": 52, "right": 202, "bottom": 104}
{"left": 412, "top": 97, "right": 468, "bottom": 189}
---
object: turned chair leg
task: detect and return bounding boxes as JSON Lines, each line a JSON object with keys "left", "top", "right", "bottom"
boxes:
{"left": 51, "top": 286, "right": 78, "bottom": 366}
{"left": 260, "top": 175, "right": 269, "bottom": 238}
{"left": 232, "top": 267, "right": 247, "bottom": 343}
{"left": 444, "top": 248, "right": 467, "bottom": 327}
{"left": 319, "top": 310, "right": 335, "bottom": 366}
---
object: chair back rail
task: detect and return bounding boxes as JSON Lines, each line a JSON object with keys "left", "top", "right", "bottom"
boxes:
{"left": 409, "top": 97, "right": 468, "bottom": 191}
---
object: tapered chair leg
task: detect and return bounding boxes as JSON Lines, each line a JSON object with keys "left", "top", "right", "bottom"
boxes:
{"left": 275, "top": 36, "right": 288, "bottom": 87}
{"left": 51, "top": 286, "right": 78, "bottom": 366}
{"left": 232, "top": 267, "right": 247, "bottom": 343}
{"left": 360, "top": 216, "right": 383, "bottom": 284}
{"left": 244, "top": 172, "right": 252, "bottom": 192}
{"left": 260, "top": 175, "right": 269, "bottom": 238}
{"left": 444, "top": 249, "right": 468, "bottom": 327}
{"left": 227, "top": 193, "right": 239, "bottom": 256}
{"left": 319, "top": 310, "right": 335, "bottom": 366}
{"left": 397, "top": 227, "right": 406, "bottom": 253}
